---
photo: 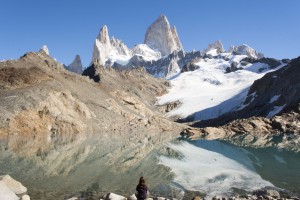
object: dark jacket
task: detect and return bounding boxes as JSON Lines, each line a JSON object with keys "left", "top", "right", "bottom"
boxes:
{"left": 136, "top": 184, "right": 148, "bottom": 200}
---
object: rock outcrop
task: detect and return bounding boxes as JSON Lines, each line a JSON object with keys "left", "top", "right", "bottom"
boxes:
{"left": 66, "top": 54, "right": 83, "bottom": 74}
{"left": 144, "top": 15, "right": 183, "bottom": 56}
{"left": 39, "top": 45, "right": 49, "bottom": 55}
{"left": 181, "top": 61, "right": 200, "bottom": 73}
{"left": 242, "top": 57, "right": 282, "bottom": 69}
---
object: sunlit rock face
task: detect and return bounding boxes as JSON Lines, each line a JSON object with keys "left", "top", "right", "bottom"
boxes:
{"left": 144, "top": 15, "right": 183, "bottom": 56}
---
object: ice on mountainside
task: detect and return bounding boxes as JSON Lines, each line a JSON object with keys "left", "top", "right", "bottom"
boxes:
{"left": 132, "top": 44, "right": 162, "bottom": 61}
{"left": 157, "top": 51, "right": 284, "bottom": 121}
{"left": 144, "top": 14, "right": 183, "bottom": 56}
{"left": 266, "top": 105, "right": 286, "bottom": 118}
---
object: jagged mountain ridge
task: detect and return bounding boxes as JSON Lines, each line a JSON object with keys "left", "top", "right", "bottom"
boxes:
{"left": 88, "top": 14, "right": 267, "bottom": 79}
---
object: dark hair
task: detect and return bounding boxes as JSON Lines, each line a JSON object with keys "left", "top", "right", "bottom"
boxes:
{"left": 138, "top": 176, "right": 146, "bottom": 186}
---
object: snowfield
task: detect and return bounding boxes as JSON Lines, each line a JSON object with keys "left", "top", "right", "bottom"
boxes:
{"left": 157, "top": 55, "right": 281, "bottom": 121}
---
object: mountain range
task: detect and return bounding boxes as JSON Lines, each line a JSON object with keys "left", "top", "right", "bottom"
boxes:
{"left": 0, "top": 14, "right": 299, "bottom": 199}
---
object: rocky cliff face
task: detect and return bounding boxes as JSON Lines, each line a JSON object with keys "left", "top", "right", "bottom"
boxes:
{"left": 171, "top": 26, "right": 183, "bottom": 51}
{"left": 0, "top": 51, "right": 185, "bottom": 199}
{"left": 66, "top": 54, "right": 83, "bottom": 74}
{"left": 144, "top": 15, "right": 183, "bottom": 56}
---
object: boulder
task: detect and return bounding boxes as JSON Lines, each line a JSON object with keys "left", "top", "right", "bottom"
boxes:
{"left": 0, "top": 175, "right": 27, "bottom": 195}
{"left": 21, "top": 195, "right": 31, "bottom": 200}
{"left": 128, "top": 194, "right": 137, "bottom": 200}
{"left": 253, "top": 189, "right": 280, "bottom": 199}
{"left": 0, "top": 182, "right": 19, "bottom": 200}
{"left": 266, "top": 190, "right": 280, "bottom": 198}
{"left": 103, "top": 192, "right": 127, "bottom": 200}
{"left": 191, "top": 196, "right": 202, "bottom": 200}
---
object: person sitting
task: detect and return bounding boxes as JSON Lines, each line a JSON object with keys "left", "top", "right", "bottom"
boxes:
{"left": 135, "top": 176, "right": 148, "bottom": 200}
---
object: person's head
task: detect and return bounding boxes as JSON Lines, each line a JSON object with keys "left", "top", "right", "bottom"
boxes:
{"left": 138, "top": 176, "right": 146, "bottom": 186}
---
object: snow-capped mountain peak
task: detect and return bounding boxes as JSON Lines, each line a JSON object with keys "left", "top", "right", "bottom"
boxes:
{"left": 204, "top": 40, "right": 225, "bottom": 55}
{"left": 228, "top": 44, "right": 264, "bottom": 59}
{"left": 144, "top": 14, "right": 183, "bottom": 56}
{"left": 97, "top": 25, "right": 110, "bottom": 48}
{"left": 92, "top": 25, "right": 131, "bottom": 66}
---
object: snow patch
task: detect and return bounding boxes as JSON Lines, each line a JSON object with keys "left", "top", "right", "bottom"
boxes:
{"left": 238, "top": 92, "right": 257, "bottom": 110}
{"left": 269, "top": 95, "right": 281, "bottom": 104}
{"left": 266, "top": 105, "right": 286, "bottom": 118}
{"left": 132, "top": 44, "right": 161, "bottom": 61}
{"left": 157, "top": 56, "right": 265, "bottom": 120}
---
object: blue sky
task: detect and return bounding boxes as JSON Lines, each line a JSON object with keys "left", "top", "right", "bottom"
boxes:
{"left": 1, "top": 0, "right": 299, "bottom": 66}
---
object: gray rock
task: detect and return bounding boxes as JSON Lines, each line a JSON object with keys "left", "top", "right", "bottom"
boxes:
{"left": 66, "top": 55, "right": 83, "bottom": 74}
{"left": 181, "top": 62, "right": 200, "bottom": 73}
{"left": 0, "top": 175, "right": 27, "bottom": 195}
{"left": 102, "top": 193, "right": 127, "bottom": 200}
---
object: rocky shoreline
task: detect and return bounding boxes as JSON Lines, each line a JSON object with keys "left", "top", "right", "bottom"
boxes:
{"left": 65, "top": 191, "right": 300, "bottom": 200}
{"left": 3, "top": 174, "right": 299, "bottom": 200}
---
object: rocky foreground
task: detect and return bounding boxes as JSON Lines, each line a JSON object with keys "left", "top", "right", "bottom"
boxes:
{"left": 2, "top": 175, "right": 299, "bottom": 200}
